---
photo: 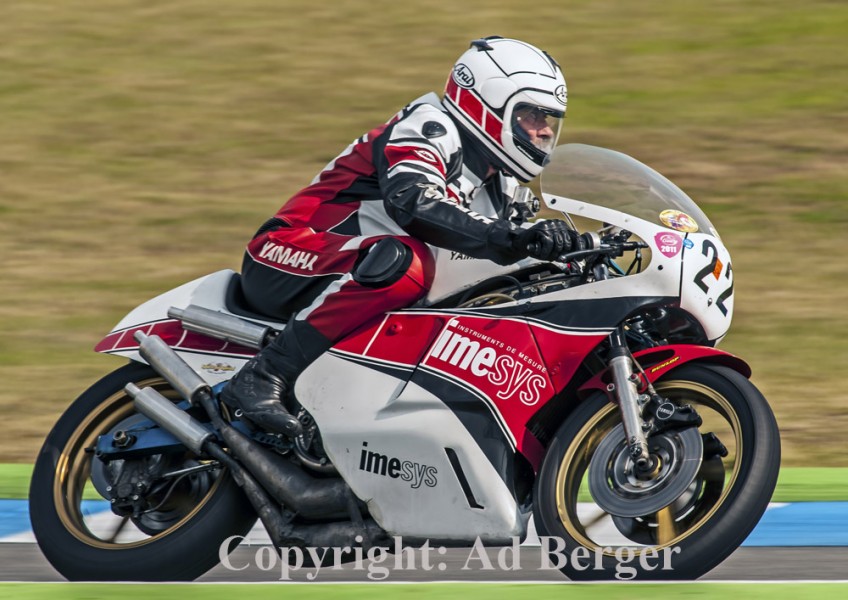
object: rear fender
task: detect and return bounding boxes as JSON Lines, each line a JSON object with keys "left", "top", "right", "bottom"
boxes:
{"left": 578, "top": 345, "right": 751, "bottom": 398}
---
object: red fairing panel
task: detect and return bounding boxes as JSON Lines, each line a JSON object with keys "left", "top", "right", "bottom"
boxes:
{"left": 333, "top": 312, "right": 449, "bottom": 368}
{"left": 578, "top": 344, "right": 752, "bottom": 397}
{"left": 95, "top": 320, "right": 256, "bottom": 357}
{"left": 334, "top": 312, "right": 606, "bottom": 462}
{"left": 530, "top": 325, "right": 610, "bottom": 394}
{"left": 420, "top": 316, "right": 553, "bottom": 433}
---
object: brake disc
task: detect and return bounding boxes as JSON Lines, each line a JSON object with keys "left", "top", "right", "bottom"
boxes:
{"left": 588, "top": 424, "right": 703, "bottom": 518}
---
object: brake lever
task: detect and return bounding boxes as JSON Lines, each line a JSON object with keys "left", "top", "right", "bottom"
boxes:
{"left": 556, "top": 241, "right": 648, "bottom": 263}
{"left": 556, "top": 245, "right": 615, "bottom": 263}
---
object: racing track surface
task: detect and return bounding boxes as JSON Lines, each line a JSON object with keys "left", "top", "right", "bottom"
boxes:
{"left": 2, "top": 544, "right": 846, "bottom": 582}
{"left": 4, "top": 502, "right": 845, "bottom": 582}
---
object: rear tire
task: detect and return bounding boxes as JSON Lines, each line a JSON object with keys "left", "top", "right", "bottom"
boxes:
{"left": 29, "top": 362, "right": 257, "bottom": 581}
{"left": 533, "top": 363, "right": 780, "bottom": 580}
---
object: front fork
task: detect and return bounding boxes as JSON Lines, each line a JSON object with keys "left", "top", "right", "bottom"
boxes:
{"left": 606, "top": 326, "right": 652, "bottom": 470}
{"left": 590, "top": 260, "right": 654, "bottom": 470}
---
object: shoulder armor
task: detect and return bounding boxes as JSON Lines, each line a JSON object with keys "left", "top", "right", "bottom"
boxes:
{"left": 422, "top": 121, "right": 447, "bottom": 138}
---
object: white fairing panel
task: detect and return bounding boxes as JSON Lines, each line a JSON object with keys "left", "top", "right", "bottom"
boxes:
{"left": 680, "top": 233, "right": 734, "bottom": 342}
{"left": 538, "top": 194, "right": 733, "bottom": 343}
{"left": 423, "top": 249, "right": 536, "bottom": 305}
{"left": 534, "top": 195, "right": 684, "bottom": 301}
{"left": 110, "top": 270, "right": 233, "bottom": 333}
{"left": 295, "top": 353, "right": 526, "bottom": 543}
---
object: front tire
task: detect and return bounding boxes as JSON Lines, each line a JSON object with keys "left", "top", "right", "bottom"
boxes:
{"left": 533, "top": 363, "right": 780, "bottom": 580}
{"left": 29, "top": 362, "right": 257, "bottom": 581}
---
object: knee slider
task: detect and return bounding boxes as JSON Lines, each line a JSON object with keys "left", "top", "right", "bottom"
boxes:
{"left": 353, "top": 238, "right": 413, "bottom": 288}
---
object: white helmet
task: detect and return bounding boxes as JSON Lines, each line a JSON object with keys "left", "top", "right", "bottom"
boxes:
{"left": 443, "top": 37, "right": 567, "bottom": 182}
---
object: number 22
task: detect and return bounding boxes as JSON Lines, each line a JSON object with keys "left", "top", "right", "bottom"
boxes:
{"left": 693, "top": 239, "right": 734, "bottom": 316}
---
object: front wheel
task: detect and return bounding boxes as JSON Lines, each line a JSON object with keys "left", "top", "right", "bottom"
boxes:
{"left": 533, "top": 363, "right": 780, "bottom": 580}
{"left": 29, "top": 362, "right": 257, "bottom": 581}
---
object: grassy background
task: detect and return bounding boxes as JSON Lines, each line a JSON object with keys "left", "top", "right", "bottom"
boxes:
{"left": 1, "top": 1, "right": 846, "bottom": 465}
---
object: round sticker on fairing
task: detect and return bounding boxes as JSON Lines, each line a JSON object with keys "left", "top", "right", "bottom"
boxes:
{"left": 659, "top": 209, "right": 699, "bottom": 233}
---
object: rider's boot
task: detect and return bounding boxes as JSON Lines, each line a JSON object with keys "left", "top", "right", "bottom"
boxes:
{"left": 221, "top": 322, "right": 327, "bottom": 436}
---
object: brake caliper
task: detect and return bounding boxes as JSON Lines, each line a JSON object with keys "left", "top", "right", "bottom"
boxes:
{"left": 644, "top": 395, "right": 702, "bottom": 435}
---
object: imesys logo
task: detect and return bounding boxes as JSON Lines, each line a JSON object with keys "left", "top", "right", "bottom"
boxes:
{"left": 426, "top": 321, "right": 548, "bottom": 405}
{"left": 358, "top": 442, "right": 438, "bottom": 489}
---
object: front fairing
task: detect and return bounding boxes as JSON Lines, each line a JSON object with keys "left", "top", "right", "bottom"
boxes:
{"left": 540, "top": 144, "right": 734, "bottom": 343}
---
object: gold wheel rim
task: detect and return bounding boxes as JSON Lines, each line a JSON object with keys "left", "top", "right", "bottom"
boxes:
{"left": 53, "top": 376, "right": 223, "bottom": 549}
{"left": 555, "top": 379, "right": 743, "bottom": 554}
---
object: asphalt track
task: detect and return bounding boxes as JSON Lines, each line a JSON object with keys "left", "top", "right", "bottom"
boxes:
{"left": 2, "top": 544, "right": 846, "bottom": 582}
{"left": 3, "top": 501, "right": 847, "bottom": 582}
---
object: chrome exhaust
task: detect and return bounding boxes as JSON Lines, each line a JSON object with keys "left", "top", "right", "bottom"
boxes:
{"left": 134, "top": 331, "right": 211, "bottom": 405}
{"left": 167, "top": 305, "right": 272, "bottom": 349}
{"left": 125, "top": 383, "right": 212, "bottom": 455}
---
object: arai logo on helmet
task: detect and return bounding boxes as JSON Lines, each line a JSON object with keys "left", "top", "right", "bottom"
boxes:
{"left": 453, "top": 63, "right": 475, "bottom": 89}
{"left": 554, "top": 85, "right": 567, "bottom": 106}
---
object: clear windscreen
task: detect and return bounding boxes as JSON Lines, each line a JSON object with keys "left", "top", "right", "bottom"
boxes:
{"left": 541, "top": 144, "right": 718, "bottom": 236}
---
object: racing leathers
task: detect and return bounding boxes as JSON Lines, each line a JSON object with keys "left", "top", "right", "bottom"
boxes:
{"left": 222, "top": 92, "right": 548, "bottom": 434}
{"left": 241, "top": 92, "right": 534, "bottom": 344}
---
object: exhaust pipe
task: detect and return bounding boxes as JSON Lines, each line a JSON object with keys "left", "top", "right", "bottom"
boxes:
{"left": 216, "top": 425, "right": 350, "bottom": 520}
{"left": 126, "top": 332, "right": 386, "bottom": 547}
{"left": 131, "top": 331, "right": 351, "bottom": 520}
{"left": 125, "top": 383, "right": 213, "bottom": 455}
{"left": 168, "top": 305, "right": 273, "bottom": 349}
{"left": 134, "top": 331, "right": 211, "bottom": 405}
{"left": 210, "top": 442, "right": 386, "bottom": 552}
{"left": 276, "top": 519, "right": 389, "bottom": 551}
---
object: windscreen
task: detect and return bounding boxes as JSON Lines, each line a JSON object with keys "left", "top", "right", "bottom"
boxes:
{"left": 541, "top": 144, "right": 717, "bottom": 236}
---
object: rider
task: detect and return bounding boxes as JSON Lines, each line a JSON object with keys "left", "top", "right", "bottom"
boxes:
{"left": 222, "top": 36, "right": 581, "bottom": 435}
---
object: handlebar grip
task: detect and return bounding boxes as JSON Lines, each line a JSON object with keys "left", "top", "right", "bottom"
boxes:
{"left": 527, "top": 242, "right": 540, "bottom": 255}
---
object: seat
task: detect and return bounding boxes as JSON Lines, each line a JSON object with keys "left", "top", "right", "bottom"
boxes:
{"left": 224, "top": 273, "right": 289, "bottom": 324}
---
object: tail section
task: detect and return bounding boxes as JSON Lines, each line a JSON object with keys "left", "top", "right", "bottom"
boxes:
{"left": 94, "top": 270, "right": 285, "bottom": 385}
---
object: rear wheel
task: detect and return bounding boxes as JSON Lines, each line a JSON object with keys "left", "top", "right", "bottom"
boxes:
{"left": 29, "top": 362, "right": 257, "bottom": 581}
{"left": 533, "top": 364, "right": 780, "bottom": 580}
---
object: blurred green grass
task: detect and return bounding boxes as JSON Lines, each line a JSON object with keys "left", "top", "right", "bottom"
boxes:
{"left": 1, "top": 1, "right": 846, "bottom": 464}
{"left": 2, "top": 583, "right": 848, "bottom": 600}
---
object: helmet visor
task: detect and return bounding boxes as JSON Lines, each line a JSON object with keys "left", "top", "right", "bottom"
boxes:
{"left": 512, "top": 103, "right": 564, "bottom": 156}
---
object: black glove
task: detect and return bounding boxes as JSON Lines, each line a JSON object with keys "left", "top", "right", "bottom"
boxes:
{"left": 514, "top": 220, "right": 581, "bottom": 261}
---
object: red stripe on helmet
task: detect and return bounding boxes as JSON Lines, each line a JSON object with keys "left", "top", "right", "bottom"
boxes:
{"left": 445, "top": 78, "right": 460, "bottom": 102}
{"left": 484, "top": 111, "right": 503, "bottom": 145}
{"left": 457, "top": 88, "right": 484, "bottom": 126}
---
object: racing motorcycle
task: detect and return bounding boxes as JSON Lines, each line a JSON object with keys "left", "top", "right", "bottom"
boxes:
{"left": 29, "top": 144, "right": 780, "bottom": 581}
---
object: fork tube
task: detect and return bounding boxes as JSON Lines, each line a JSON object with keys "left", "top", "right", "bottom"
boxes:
{"left": 607, "top": 327, "right": 651, "bottom": 469}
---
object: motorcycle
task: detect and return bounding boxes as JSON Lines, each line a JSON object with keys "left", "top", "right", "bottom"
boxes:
{"left": 29, "top": 143, "right": 780, "bottom": 581}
